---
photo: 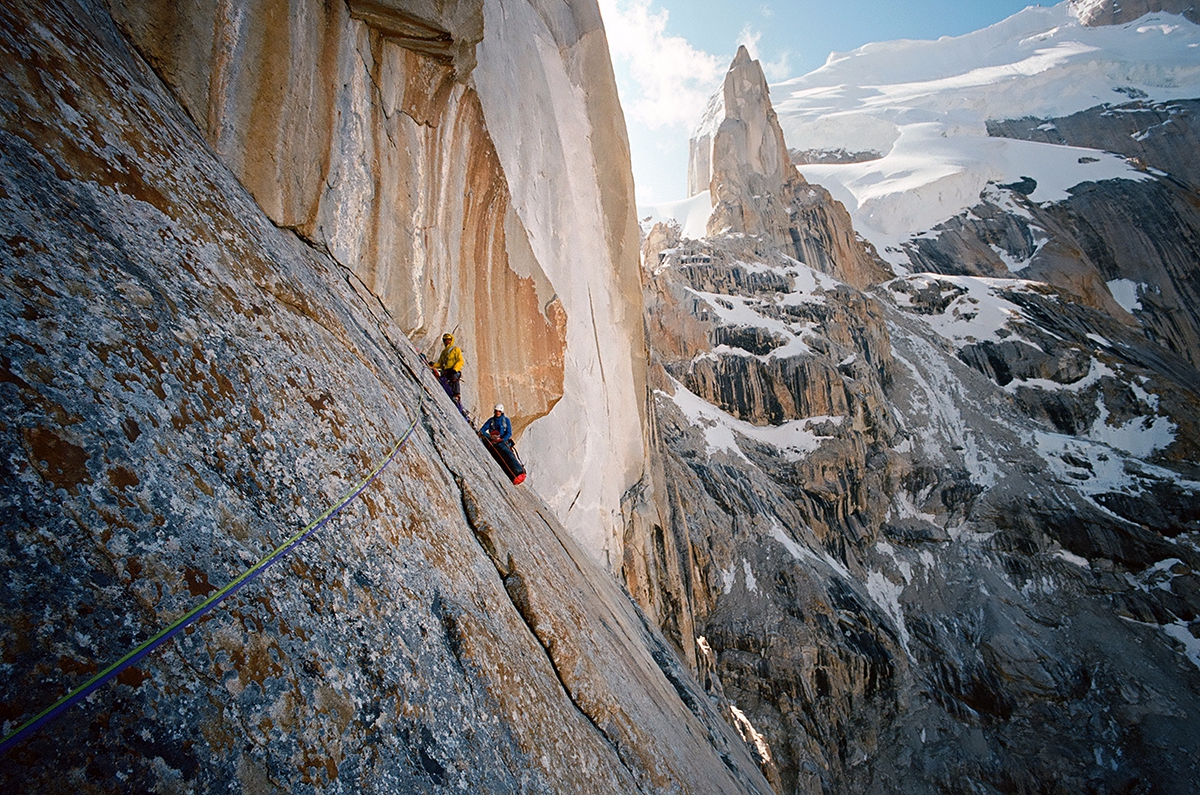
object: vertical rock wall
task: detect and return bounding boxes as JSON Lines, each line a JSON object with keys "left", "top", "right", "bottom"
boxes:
{"left": 472, "top": 0, "right": 648, "bottom": 563}
{"left": 106, "top": 0, "right": 647, "bottom": 564}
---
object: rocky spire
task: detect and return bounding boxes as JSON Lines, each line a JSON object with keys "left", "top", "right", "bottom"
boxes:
{"left": 700, "top": 47, "right": 890, "bottom": 288}
{"left": 704, "top": 45, "right": 797, "bottom": 243}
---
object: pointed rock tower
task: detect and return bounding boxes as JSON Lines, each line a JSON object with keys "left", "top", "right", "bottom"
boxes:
{"left": 700, "top": 48, "right": 888, "bottom": 289}
{"left": 694, "top": 46, "right": 890, "bottom": 289}
{"left": 704, "top": 46, "right": 795, "bottom": 243}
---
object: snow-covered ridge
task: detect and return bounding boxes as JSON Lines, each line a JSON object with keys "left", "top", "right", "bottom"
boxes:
{"left": 768, "top": 2, "right": 1200, "bottom": 260}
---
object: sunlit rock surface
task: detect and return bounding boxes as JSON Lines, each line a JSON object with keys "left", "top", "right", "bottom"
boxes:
{"left": 640, "top": 47, "right": 1200, "bottom": 795}
{"left": 0, "top": 1, "right": 771, "bottom": 792}
{"left": 1072, "top": 0, "right": 1200, "bottom": 26}
{"left": 108, "top": 0, "right": 647, "bottom": 566}
{"left": 688, "top": 46, "right": 890, "bottom": 292}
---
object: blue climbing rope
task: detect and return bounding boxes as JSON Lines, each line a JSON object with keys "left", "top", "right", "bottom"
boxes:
{"left": 0, "top": 412, "right": 420, "bottom": 756}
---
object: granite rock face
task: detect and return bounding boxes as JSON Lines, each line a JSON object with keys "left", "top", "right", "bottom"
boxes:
{"left": 703, "top": 46, "right": 796, "bottom": 244}
{"left": 106, "top": 0, "right": 550, "bottom": 415}
{"left": 107, "top": 0, "right": 649, "bottom": 567}
{"left": 689, "top": 47, "right": 890, "bottom": 291}
{"left": 643, "top": 48, "right": 1200, "bottom": 795}
{"left": 0, "top": 1, "right": 772, "bottom": 792}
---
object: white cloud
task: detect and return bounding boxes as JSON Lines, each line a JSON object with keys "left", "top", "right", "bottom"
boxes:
{"left": 598, "top": 0, "right": 725, "bottom": 129}
{"left": 737, "top": 23, "right": 762, "bottom": 55}
{"left": 761, "top": 52, "right": 793, "bottom": 81}
{"left": 737, "top": 23, "right": 792, "bottom": 81}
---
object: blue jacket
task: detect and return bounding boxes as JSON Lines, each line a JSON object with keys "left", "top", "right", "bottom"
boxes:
{"left": 480, "top": 414, "right": 512, "bottom": 443}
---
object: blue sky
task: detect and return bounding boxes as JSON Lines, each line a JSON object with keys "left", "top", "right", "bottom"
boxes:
{"left": 598, "top": 0, "right": 1047, "bottom": 205}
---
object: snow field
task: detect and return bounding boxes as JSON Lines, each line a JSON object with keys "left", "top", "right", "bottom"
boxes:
{"left": 885, "top": 274, "right": 1047, "bottom": 347}
{"left": 768, "top": 3, "right": 1200, "bottom": 260}
{"left": 799, "top": 130, "right": 1151, "bottom": 251}
{"left": 1105, "top": 278, "right": 1148, "bottom": 313}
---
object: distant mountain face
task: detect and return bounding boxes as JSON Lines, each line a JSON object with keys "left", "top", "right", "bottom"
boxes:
{"left": 641, "top": 4, "right": 1200, "bottom": 792}
{"left": 763, "top": 1, "right": 1200, "bottom": 372}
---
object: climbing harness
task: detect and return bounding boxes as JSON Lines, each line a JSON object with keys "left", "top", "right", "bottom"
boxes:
{"left": 0, "top": 412, "right": 420, "bottom": 757}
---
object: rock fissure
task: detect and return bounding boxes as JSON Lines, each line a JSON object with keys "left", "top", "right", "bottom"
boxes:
{"left": 448, "top": 472, "right": 652, "bottom": 793}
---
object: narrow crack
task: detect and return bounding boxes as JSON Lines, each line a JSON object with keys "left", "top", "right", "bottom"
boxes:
{"left": 434, "top": 462, "right": 649, "bottom": 794}
{"left": 531, "top": 506, "right": 770, "bottom": 795}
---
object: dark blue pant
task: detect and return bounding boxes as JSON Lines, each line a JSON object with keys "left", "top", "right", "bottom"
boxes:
{"left": 439, "top": 369, "right": 461, "bottom": 401}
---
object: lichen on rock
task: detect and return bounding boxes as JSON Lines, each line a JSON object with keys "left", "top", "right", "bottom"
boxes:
{"left": 0, "top": 1, "right": 770, "bottom": 792}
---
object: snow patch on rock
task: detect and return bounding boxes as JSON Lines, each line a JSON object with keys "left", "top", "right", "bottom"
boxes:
{"left": 665, "top": 380, "right": 837, "bottom": 463}
{"left": 1106, "top": 278, "right": 1145, "bottom": 313}
{"left": 866, "top": 569, "right": 911, "bottom": 652}
{"left": 729, "top": 704, "right": 773, "bottom": 764}
{"left": 768, "top": 518, "right": 852, "bottom": 581}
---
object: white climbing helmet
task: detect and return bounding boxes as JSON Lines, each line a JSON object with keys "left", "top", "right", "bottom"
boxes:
{"left": 494, "top": 404, "right": 504, "bottom": 413}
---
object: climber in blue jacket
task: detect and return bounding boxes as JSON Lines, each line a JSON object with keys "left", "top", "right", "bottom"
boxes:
{"left": 479, "top": 404, "right": 525, "bottom": 484}
{"left": 479, "top": 404, "right": 512, "bottom": 444}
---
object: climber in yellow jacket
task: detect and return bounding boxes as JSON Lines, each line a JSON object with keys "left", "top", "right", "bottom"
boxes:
{"left": 431, "top": 332, "right": 465, "bottom": 410}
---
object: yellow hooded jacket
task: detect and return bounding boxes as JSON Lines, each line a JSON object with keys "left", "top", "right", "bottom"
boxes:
{"left": 436, "top": 334, "right": 464, "bottom": 373}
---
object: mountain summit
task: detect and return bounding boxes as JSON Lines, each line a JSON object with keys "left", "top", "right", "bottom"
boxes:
{"left": 641, "top": 5, "right": 1200, "bottom": 789}
{"left": 688, "top": 45, "right": 889, "bottom": 289}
